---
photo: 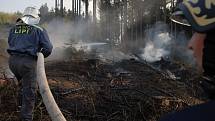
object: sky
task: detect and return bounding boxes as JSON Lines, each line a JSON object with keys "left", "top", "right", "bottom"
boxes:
{"left": 0, "top": 0, "right": 72, "bottom": 13}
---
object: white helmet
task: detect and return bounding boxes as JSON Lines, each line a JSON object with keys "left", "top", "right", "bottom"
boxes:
{"left": 23, "top": 6, "right": 40, "bottom": 18}
{"left": 19, "top": 7, "right": 41, "bottom": 25}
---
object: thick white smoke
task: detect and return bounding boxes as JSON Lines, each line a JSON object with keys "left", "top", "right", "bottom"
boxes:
{"left": 141, "top": 22, "right": 172, "bottom": 62}
{"left": 140, "top": 22, "right": 194, "bottom": 65}
{"left": 45, "top": 18, "right": 133, "bottom": 62}
{"left": 45, "top": 19, "right": 192, "bottom": 64}
{"left": 45, "top": 18, "right": 91, "bottom": 61}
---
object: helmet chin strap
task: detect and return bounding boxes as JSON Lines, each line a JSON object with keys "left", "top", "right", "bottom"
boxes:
{"left": 20, "top": 16, "right": 40, "bottom": 25}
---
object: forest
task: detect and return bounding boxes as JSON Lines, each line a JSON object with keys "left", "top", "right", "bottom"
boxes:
{"left": 0, "top": 0, "right": 207, "bottom": 121}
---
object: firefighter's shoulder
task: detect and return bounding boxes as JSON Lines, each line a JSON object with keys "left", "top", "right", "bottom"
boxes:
{"left": 31, "top": 25, "right": 44, "bottom": 31}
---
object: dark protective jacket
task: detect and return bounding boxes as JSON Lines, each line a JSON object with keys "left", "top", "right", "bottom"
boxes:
{"left": 203, "top": 29, "right": 215, "bottom": 76}
{"left": 201, "top": 29, "right": 215, "bottom": 99}
{"left": 7, "top": 24, "right": 53, "bottom": 58}
{"left": 176, "top": 0, "right": 215, "bottom": 98}
{"left": 159, "top": 101, "right": 215, "bottom": 121}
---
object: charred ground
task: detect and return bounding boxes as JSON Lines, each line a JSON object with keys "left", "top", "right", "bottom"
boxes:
{"left": 0, "top": 56, "right": 208, "bottom": 121}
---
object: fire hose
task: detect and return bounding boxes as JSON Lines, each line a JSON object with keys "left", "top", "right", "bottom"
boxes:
{"left": 37, "top": 53, "right": 67, "bottom": 121}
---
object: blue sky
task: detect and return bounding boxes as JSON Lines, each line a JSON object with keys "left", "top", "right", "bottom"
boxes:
{"left": 0, "top": 0, "right": 72, "bottom": 13}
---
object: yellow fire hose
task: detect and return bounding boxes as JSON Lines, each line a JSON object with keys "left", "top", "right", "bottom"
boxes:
{"left": 37, "top": 53, "right": 67, "bottom": 121}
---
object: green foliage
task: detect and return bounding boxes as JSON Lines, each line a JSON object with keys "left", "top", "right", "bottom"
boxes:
{"left": 0, "top": 12, "right": 20, "bottom": 25}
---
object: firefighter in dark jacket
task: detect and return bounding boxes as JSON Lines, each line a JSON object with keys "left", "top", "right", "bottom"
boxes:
{"left": 170, "top": 0, "right": 215, "bottom": 99}
{"left": 159, "top": 0, "right": 215, "bottom": 121}
{"left": 7, "top": 7, "right": 53, "bottom": 121}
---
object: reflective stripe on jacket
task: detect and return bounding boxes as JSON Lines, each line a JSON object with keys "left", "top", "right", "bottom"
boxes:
{"left": 7, "top": 24, "right": 53, "bottom": 58}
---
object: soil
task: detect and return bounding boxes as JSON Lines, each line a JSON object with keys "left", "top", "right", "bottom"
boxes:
{"left": 0, "top": 25, "right": 208, "bottom": 121}
{"left": 0, "top": 57, "right": 208, "bottom": 121}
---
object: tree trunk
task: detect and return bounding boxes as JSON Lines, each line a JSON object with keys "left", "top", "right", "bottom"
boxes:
{"left": 75, "top": 0, "right": 77, "bottom": 15}
{"left": 72, "top": 0, "right": 74, "bottom": 14}
{"left": 79, "top": 0, "right": 81, "bottom": 16}
{"left": 85, "top": 0, "right": 89, "bottom": 19}
{"left": 55, "top": 0, "right": 58, "bottom": 10}
{"left": 93, "top": 0, "right": 97, "bottom": 22}
{"left": 76, "top": 0, "right": 78, "bottom": 15}
{"left": 60, "top": 0, "right": 64, "bottom": 16}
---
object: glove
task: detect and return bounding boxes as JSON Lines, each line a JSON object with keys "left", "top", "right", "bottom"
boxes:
{"left": 40, "top": 48, "right": 51, "bottom": 58}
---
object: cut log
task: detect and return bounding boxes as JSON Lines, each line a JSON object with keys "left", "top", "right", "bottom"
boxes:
{"left": 37, "top": 53, "right": 67, "bottom": 121}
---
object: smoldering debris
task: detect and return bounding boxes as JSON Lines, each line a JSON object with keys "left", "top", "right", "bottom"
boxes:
{"left": 45, "top": 20, "right": 195, "bottom": 70}
{"left": 138, "top": 22, "right": 194, "bottom": 67}
{"left": 43, "top": 58, "right": 206, "bottom": 121}
{"left": 141, "top": 39, "right": 170, "bottom": 62}
{"left": 0, "top": 39, "right": 206, "bottom": 121}
{"left": 140, "top": 22, "right": 171, "bottom": 62}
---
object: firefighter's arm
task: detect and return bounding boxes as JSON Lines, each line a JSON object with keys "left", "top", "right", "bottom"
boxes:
{"left": 39, "top": 29, "right": 53, "bottom": 58}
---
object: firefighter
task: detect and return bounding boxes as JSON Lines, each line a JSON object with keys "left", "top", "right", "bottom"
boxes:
{"left": 170, "top": 0, "right": 215, "bottom": 99}
{"left": 159, "top": 0, "right": 215, "bottom": 121}
{"left": 7, "top": 7, "right": 53, "bottom": 121}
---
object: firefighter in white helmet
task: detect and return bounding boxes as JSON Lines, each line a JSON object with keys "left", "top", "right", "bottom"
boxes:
{"left": 7, "top": 6, "right": 53, "bottom": 121}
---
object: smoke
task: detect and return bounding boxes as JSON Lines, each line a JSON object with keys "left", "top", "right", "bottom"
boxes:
{"left": 72, "top": 41, "right": 107, "bottom": 51}
{"left": 141, "top": 39, "right": 170, "bottom": 62}
{"left": 44, "top": 18, "right": 90, "bottom": 61}
{"left": 46, "top": 19, "right": 73, "bottom": 48}
{"left": 172, "top": 30, "right": 194, "bottom": 65}
{"left": 70, "top": 41, "right": 133, "bottom": 62}
{"left": 140, "top": 22, "right": 194, "bottom": 65}
{"left": 44, "top": 19, "right": 193, "bottom": 65}
{"left": 44, "top": 17, "right": 134, "bottom": 62}
{"left": 98, "top": 49, "right": 135, "bottom": 62}
{"left": 141, "top": 22, "right": 172, "bottom": 62}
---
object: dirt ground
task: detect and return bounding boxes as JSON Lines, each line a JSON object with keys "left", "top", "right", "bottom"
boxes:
{"left": 0, "top": 24, "right": 208, "bottom": 121}
{"left": 0, "top": 56, "right": 208, "bottom": 121}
